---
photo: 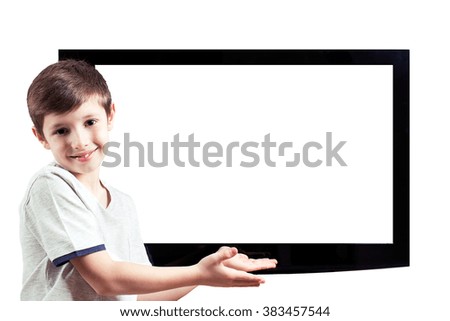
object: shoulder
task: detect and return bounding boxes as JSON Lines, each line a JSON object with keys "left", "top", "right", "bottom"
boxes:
{"left": 28, "top": 162, "right": 78, "bottom": 189}
{"left": 29, "top": 162, "right": 77, "bottom": 183}
{"left": 22, "top": 163, "right": 81, "bottom": 206}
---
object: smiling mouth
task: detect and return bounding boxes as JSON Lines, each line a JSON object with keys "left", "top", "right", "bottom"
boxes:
{"left": 69, "top": 148, "right": 99, "bottom": 161}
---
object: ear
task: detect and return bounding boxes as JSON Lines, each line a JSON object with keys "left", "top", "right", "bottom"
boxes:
{"left": 32, "top": 127, "right": 50, "bottom": 150}
{"left": 107, "top": 103, "right": 116, "bottom": 131}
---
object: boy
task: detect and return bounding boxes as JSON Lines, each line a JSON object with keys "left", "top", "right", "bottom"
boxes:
{"left": 20, "top": 59, "right": 277, "bottom": 301}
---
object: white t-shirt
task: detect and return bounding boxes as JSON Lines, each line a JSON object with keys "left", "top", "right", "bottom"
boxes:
{"left": 20, "top": 163, "right": 150, "bottom": 301}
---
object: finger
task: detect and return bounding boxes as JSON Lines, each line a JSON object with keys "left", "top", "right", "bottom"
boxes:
{"left": 230, "top": 281, "right": 263, "bottom": 287}
{"left": 230, "top": 258, "right": 278, "bottom": 272}
{"left": 247, "top": 260, "right": 278, "bottom": 271}
{"left": 252, "top": 258, "right": 278, "bottom": 265}
{"left": 237, "top": 253, "right": 249, "bottom": 259}
{"left": 232, "top": 269, "right": 266, "bottom": 282}
{"left": 216, "top": 246, "right": 238, "bottom": 262}
{"left": 233, "top": 275, "right": 266, "bottom": 286}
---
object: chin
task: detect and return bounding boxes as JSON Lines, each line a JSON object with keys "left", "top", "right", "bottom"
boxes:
{"left": 61, "top": 158, "right": 103, "bottom": 176}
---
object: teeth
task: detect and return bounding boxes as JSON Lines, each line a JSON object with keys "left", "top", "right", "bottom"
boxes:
{"left": 72, "top": 150, "right": 94, "bottom": 159}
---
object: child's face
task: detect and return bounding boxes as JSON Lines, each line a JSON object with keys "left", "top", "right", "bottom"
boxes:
{"left": 34, "top": 96, "right": 115, "bottom": 179}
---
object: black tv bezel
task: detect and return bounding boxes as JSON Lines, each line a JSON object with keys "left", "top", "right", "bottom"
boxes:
{"left": 59, "top": 49, "right": 409, "bottom": 273}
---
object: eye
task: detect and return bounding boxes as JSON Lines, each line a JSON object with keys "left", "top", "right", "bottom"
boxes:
{"left": 54, "top": 128, "right": 69, "bottom": 136}
{"left": 85, "top": 119, "right": 98, "bottom": 127}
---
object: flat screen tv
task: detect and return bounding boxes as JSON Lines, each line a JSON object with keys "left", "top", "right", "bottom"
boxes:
{"left": 59, "top": 49, "right": 409, "bottom": 273}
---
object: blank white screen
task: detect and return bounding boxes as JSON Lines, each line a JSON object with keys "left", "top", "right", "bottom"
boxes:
{"left": 98, "top": 65, "right": 393, "bottom": 244}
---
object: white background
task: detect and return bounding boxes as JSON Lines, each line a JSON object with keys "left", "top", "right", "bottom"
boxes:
{"left": 98, "top": 64, "right": 393, "bottom": 244}
{"left": 0, "top": 1, "right": 448, "bottom": 320}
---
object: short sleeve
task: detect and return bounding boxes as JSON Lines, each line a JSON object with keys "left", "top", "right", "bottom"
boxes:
{"left": 24, "top": 172, "right": 105, "bottom": 267}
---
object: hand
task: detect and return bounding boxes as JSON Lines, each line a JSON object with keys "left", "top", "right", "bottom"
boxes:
{"left": 195, "top": 247, "right": 277, "bottom": 288}
{"left": 223, "top": 250, "right": 277, "bottom": 272}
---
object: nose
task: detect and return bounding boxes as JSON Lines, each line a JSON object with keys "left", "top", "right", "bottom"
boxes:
{"left": 70, "top": 128, "right": 90, "bottom": 150}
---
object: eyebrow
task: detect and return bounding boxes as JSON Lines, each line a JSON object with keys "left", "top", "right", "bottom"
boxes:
{"left": 82, "top": 114, "right": 102, "bottom": 120}
{"left": 49, "top": 123, "right": 66, "bottom": 131}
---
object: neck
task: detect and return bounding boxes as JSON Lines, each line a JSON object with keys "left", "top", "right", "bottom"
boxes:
{"left": 72, "top": 169, "right": 110, "bottom": 208}
{"left": 73, "top": 169, "right": 102, "bottom": 194}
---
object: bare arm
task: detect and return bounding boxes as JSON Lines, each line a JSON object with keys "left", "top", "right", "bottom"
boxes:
{"left": 72, "top": 251, "right": 200, "bottom": 296}
{"left": 137, "top": 286, "right": 196, "bottom": 301}
{"left": 71, "top": 247, "right": 277, "bottom": 298}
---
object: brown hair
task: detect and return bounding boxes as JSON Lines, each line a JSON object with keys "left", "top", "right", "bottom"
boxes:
{"left": 27, "top": 59, "right": 112, "bottom": 137}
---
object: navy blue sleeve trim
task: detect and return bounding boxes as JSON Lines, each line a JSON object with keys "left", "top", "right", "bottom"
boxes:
{"left": 53, "top": 245, "right": 106, "bottom": 267}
